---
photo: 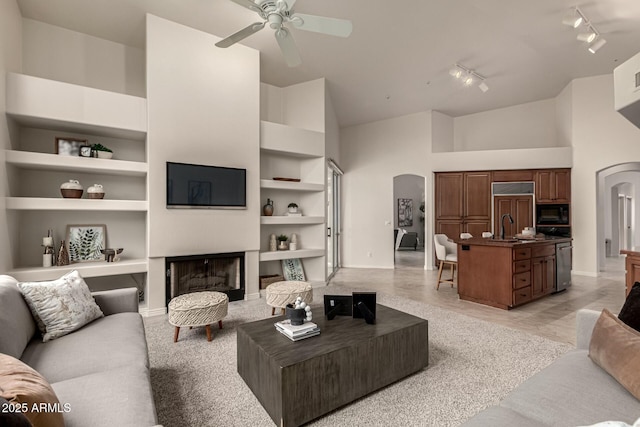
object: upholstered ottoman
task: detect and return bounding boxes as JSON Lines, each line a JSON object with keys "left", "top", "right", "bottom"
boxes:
{"left": 168, "top": 291, "right": 228, "bottom": 342}
{"left": 265, "top": 281, "right": 313, "bottom": 315}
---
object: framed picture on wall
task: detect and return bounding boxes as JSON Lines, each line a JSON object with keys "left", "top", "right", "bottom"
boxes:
{"left": 398, "top": 198, "right": 413, "bottom": 227}
{"left": 55, "top": 137, "right": 87, "bottom": 156}
{"left": 66, "top": 224, "right": 106, "bottom": 263}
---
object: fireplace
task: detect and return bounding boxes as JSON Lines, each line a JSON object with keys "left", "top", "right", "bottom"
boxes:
{"left": 165, "top": 252, "right": 245, "bottom": 305}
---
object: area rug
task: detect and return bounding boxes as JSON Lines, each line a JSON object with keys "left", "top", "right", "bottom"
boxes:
{"left": 143, "top": 287, "right": 571, "bottom": 426}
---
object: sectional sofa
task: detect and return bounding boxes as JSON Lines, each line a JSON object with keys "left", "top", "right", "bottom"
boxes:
{"left": 0, "top": 276, "right": 159, "bottom": 427}
{"left": 462, "top": 309, "right": 640, "bottom": 426}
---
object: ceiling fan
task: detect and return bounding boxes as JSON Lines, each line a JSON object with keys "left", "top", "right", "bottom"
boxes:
{"left": 216, "top": 0, "right": 353, "bottom": 67}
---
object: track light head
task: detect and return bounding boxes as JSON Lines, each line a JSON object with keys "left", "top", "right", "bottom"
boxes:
{"left": 562, "top": 8, "right": 583, "bottom": 28}
{"left": 463, "top": 74, "right": 474, "bottom": 86}
{"left": 588, "top": 37, "right": 607, "bottom": 53}
{"left": 478, "top": 81, "right": 489, "bottom": 93}
{"left": 449, "top": 67, "right": 462, "bottom": 79}
{"left": 577, "top": 31, "right": 596, "bottom": 43}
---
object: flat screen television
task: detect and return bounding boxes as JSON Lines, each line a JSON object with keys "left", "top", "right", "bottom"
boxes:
{"left": 166, "top": 162, "right": 246, "bottom": 209}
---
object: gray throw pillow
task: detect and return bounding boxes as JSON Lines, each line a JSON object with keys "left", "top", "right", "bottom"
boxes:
{"left": 18, "top": 270, "right": 104, "bottom": 342}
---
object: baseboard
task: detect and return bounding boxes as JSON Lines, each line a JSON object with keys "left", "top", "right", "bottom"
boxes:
{"left": 139, "top": 307, "right": 167, "bottom": 317}
{"left": 572, "top": 270, "right": 598, "bottom": 277}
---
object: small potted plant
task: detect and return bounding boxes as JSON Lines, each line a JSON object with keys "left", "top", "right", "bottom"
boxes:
{"left": 92, "top": 143, "right": 113, "bottom": 159}
{"left": 288, "top": 202, "right": 298, "bottom": 214}
{"left": 277, "top": 234, "right": 289, "bottom": 251}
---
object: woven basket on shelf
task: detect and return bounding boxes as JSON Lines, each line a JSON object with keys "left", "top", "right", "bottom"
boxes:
{"left": 259, "top": 274, "right": 284, "bottom": 289}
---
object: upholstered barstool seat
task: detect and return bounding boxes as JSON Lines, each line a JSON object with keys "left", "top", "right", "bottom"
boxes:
{"left": 168, "top": 291, "right": 228, "bottom": 342}
{"left": 265, "top": 281, "right": 313, "bottom": 315}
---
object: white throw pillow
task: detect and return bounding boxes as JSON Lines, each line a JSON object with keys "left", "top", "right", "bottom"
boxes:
{"left": 18, "top": 270, "right": 104, "bottom": 342}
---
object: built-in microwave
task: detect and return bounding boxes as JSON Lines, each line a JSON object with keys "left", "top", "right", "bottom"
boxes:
{"left": 536, "top": 204, "right": 569, "bottom": 225}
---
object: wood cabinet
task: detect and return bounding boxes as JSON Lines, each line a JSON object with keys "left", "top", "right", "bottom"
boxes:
{"left": 457, "top": 239, "right": 566, "bottom": 309}
{"left": 492, "top": 170, "right": 534, "bottom": 182}
{"left": 532, "top": 246, "right": 556, "bottom": 298}
{"left": 435, "top": 172, "right": 490, "bottom": 238}
{"left": 621, "top": 249, "right": 640, "bottom": 296}
{"left": 536, "top": 169, "right": 571, "bottom": 203}
{"left": 493, "top": 195, "right": 533, "bottom": 238}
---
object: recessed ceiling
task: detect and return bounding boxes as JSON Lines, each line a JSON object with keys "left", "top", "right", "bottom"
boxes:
{"left": 15, "top": 0, "right": 640, "bottom": 127}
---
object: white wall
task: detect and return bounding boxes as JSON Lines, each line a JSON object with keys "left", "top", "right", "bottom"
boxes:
{"left": 571, "top": 74, "right": 640, "bottom": 275}
{"left": 341, "top": 112, "right": 431, "bottom": 268}
{"left": 0, "top": 0, "right": 22, "bottom": 272}
{"left": 146, "top": 15, "right": 260, "bottom": 310}
{"left": 431, "top": 110, "right": 454, "bottom": 153}
{"left": 21, "top": 19, "right": 145, "bottom": 97}
{"left": 453, "top": 98, "right": 558, "bottom": 151}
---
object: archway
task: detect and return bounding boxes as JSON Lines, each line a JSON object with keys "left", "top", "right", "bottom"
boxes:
{"left": 392, "top": 174, "right": 426, "bottom": 269}
{"left": 596, "top": 163, "right": 640, "bottom": 273}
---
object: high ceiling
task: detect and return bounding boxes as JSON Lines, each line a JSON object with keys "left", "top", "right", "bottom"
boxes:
{"left": 15, "top": 0, "right": 640, "bottom": 128}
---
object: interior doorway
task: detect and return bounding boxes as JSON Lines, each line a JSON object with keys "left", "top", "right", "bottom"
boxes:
{"left": 596, "top": 163, "right": 640, "bottom": 274}
{"left": 327, "top": 160, "right": 343, "bottom": 280}
{"left": 393, "top": 174, "right": 426, "bottom": 269}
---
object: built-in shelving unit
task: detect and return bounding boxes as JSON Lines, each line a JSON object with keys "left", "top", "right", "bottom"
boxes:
{"left": 3, "top": 73, "right": 149, "bottom": 293}
{"left": 259, "top": 119, "right": 326, "bottom": 284}
{"left": 7, "top": 259, "right": 148, "bottom": 282}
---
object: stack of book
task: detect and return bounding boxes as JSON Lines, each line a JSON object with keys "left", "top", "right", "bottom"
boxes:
{"left": 275, "top": 320, "right": 320, "bottom": 341}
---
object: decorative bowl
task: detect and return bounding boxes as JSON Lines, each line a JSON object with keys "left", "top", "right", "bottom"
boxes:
{"left": 96, "top": 151, "right": 113, "bottom": 159}
{"left": 285, "top": 304, "right": 306, "bottom": 326}
{"left": 61, "top": 189, "right": 83, "bottom": 198}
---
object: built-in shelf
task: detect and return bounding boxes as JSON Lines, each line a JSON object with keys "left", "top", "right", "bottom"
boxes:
{"left": 7, "top": 258, "right": 148, "bottom": 282}
{"left": 6, "top": 73, "right": 147, "bottom": 141}
{"left": 260, "top": 216, "right": 324, "bottom": 225}
{"left": 260, "top": 179, "right": 324, "bottom": 192}
{"left": 5, "top": 150, "right": 147, "bottom": 176}
{"left": 259, "top": 248, "right": 325, "bottom": 262}
{"left": 6, "top": 197, "right": 148, "bottom": 211}
{"left": 260, "top": 121, "right": 324, "bottom": 157}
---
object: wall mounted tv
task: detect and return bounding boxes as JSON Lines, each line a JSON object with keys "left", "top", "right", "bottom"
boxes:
{"left": 166, "top": 162, "right": 246, "bottom": 209}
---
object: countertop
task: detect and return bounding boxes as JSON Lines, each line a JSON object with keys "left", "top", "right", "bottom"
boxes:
{"left": 456, "top": 236, "right": 572, "bottom": 248}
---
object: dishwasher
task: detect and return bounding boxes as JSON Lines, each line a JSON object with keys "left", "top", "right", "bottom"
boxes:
{"left": 555, "top": 242, "right": 572, "bottom": 292}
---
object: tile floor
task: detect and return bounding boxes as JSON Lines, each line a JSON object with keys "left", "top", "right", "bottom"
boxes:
{"left": 328, "top": 251, "right": 627, "bottom": 345}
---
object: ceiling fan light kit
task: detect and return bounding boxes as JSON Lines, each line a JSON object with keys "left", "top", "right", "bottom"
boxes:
{"left": 562, "top": 6, "right": 606, "bottom": 54}
{"left": 216, "top": 0, "right": 353, "bottom": 67}
{"left": 449, "top": 63, "right": 488, "bottom": 93}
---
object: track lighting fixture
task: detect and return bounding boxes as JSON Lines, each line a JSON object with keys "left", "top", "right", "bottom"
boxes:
{"left": 449, "top": 63, "right": 488, "bottom": 93}
{"left": 588, "top": 37, "right": 607, "bottom": 53}
{"left": 562, "top": 7, "right": 583, "bottom": 28}
{"left": 562, "top": 6, "right": 606, "bottom": 54}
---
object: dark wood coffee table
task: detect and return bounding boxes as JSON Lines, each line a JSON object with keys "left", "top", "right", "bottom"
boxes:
{"left": 237, "top": 304, "right": 429, "bottom": 426}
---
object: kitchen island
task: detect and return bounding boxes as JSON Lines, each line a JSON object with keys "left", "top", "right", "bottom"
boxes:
{"left": 457, "top": 237, "right": 572, "bottom": 309}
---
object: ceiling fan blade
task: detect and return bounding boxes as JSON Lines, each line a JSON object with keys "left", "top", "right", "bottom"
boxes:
{"left": 215, "top": 22, "right": 265, "bottom": 48}
{"left": 229, "top": 0, "right": 263, "bottom": 14}
{"left": 275, "top": 28, "right": 302, "bottom": 67}
{"left": 289, "top": 13, "right": 353, "bottom": 37}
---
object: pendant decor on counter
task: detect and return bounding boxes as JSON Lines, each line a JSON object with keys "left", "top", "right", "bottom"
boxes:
{"left": 263, "top": 198, "right": 274, "bottom": 216}
{"left": 56, "top": 240, "right": 70, "bottom": 266}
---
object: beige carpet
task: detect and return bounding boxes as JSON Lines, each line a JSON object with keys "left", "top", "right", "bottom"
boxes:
{"left": 143, "top": 287, "right": 571, "bottom": 426}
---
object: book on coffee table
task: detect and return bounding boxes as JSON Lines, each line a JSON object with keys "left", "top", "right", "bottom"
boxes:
{"left": 275, "top": 321, "right": 319, "bottom": 340}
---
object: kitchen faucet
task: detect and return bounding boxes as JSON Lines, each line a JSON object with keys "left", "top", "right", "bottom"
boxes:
{"left": 500, "top": 213, "right": 514, "bottom": 240}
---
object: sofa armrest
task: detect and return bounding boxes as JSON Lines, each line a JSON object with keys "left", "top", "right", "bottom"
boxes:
{"left": 92, "top": 288, "right": 139, "bottom": 315}
{"left": 576, "top": 309, "right": 602, "bottom": 350}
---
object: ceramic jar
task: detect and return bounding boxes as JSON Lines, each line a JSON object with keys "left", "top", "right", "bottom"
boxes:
{"left": 263, "top": 198, "right": 274, "bottom": 216}
{"left": 60, "top": 180, "right": 83, "bottom": 198}
{"left": 87, "top": 184, "right": 105, "bottom": 199}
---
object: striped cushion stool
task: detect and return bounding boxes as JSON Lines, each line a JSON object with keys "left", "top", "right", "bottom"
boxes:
{"left": 168, "top": 291, "right": 228, "bottom": 342}
{"left": 265, "top": 281, "right": 313, "bottom": 316}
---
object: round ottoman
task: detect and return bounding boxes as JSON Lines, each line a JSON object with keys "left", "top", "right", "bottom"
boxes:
{"left": 168, "top": 291, "right": 228, "bottom": 342}
{"left": 265, "top": 281, "right": 313, "bottom": 315}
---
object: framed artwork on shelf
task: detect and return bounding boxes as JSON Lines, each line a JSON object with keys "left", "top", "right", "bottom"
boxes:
{"left": 398, "top": 198, "right": 413, "bottom": 227}
{"left": 66, "top": 224, "right": 106, "bottom": 263}
{"left": 55, "top": 137, "right": 88, "bottom": 156}
{"left": 282, "top": 258, "right": 306, "bottom": 281}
